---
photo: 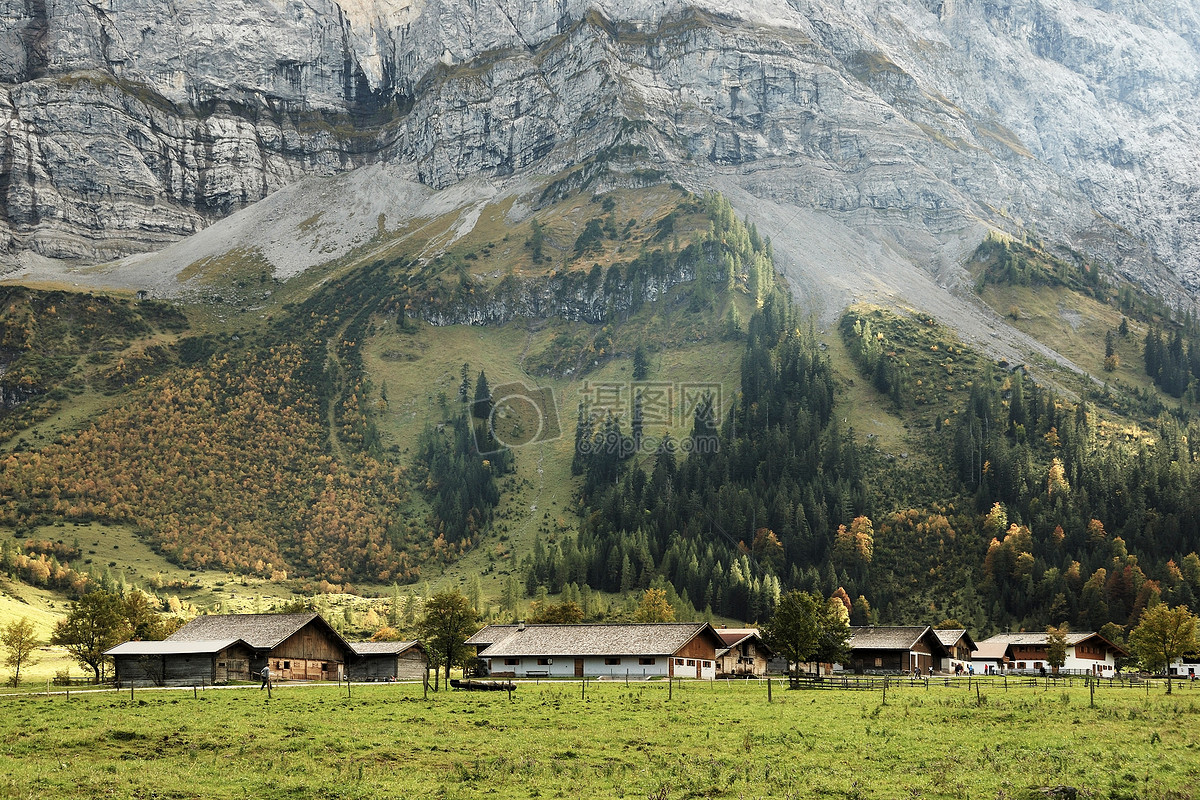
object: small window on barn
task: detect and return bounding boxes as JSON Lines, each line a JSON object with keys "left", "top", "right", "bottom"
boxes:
{"left": 217, "top": 662, "right": 225, "bottom": 668}
{"left": 504, "top": 658, "right": 520, "bottom": 666}
{"left": 686, "top": 660, "right": 695, "bottom": 667}
{"left": 537, "top": 658, "right": 551, "bottom": 666}
{"left": 875, "top": 657, "right": 883, "bottom": 668}
{"left": 283, "top": 661, "right": 290, "bottom": 670}
{"left": 1018, "top": 662, "right": 1026, "bottom": 670}
{"left": 639, "top": 658, "right": 655, "bottom": 666}
{"left": 605, "top": 658, "right": 621, "bottom": 666}
{"left": 675, "top": 658, "right": 684, "bottom": 665}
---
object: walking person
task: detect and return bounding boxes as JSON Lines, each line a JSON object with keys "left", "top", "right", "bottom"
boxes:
{"left": 260, "top": 663, "right": 271, "bottom": 690}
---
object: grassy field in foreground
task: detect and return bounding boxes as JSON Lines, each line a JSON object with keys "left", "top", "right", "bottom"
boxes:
{"left": 1, "top": 680, "right": 1198, "bottom": 799}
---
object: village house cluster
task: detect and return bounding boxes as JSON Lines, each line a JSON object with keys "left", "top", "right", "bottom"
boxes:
{"left": 102, "top": 612, "right": 1173, "bottom": 688}
{"left": 105, "top": 613, "right": 427, "bottom": 687}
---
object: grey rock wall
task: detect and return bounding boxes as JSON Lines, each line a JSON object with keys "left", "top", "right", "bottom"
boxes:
{"left": 0, "top": 0, "right": 1197, "bottom": 303}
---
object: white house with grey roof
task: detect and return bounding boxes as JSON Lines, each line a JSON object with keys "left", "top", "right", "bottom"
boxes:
{"left": 468, "top": 622, "right": 727, "bottom": 679}
{"left": 973, "top": 631, "right": 1128, "bottom": 676}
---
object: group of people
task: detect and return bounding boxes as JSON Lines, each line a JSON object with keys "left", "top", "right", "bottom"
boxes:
{"left": 908, "top": 662, "right": 997, "bottom": 677}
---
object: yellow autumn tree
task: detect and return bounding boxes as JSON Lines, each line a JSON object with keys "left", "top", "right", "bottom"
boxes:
{"left": 634, "top": 588, "right": 675, "bottom": 623}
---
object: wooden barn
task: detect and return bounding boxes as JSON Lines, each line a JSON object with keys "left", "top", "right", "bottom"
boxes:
{"left": 843, "top": 626, "right": 950, "bottom": 675}
{"left": 166, "top": 612, "right": 355, "bottom": 682}
{"left": 347, "top": 641, "right": 428, "bottom": 681}
{"left": 106, "top": 638, "right": 255, "bottom": 687}
{"left": 715, "top": 628, "right": 774, "bottom": 676}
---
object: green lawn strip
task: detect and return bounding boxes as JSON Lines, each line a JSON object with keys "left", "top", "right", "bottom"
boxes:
{"left": 0, "top": 681, "right": 1197, "bottom": 799}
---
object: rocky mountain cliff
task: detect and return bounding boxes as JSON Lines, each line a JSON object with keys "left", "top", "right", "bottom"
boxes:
{"left": 2, "top": 0, "right": 1198, "bottom": 313}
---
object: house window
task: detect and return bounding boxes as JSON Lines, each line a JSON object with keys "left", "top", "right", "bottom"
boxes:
{"left": 686, "top": 660, "right": 695, "bottom": 667}
{"left": 1018, "top": 662, "right": 1026, "bottom": 669}
{"left": 875, "top": 657, "right": 883, "bottom": 667}
{"left": 605, "top": 658, "right": 621, "bottom": 666}
{"left": 322, "top": 663, "right": 330, "bottom": 671}
{"left": 537, "top": 658, "right": 551, "bottom": 666}
{"left": 504, "top": 658, "right": 520, "bottom": 666}
{"left": 640, "top": 658, "right": 655, "bottom": 666}
{"left": 282, "top": 661, "right": 290, "bottom": 670}
{"left": 675, "top": 658, "right": 685, "bottom": 665}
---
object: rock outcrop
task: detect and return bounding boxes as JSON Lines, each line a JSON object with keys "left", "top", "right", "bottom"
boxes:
{"left": 1, "top": 0, "right": 1197, "bottom": 305}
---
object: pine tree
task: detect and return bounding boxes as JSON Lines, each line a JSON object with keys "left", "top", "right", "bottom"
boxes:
{"left": 632, "top": 391, "right": 644, "bottom": 451}
{"left": 472, "top": 370, "right": 492, "bottom": 420}
{"left": 633, "top": 344, "right": 650, "bottom": 381}
{"left": 458, "top": 362, "right": 471, "bottom": 404}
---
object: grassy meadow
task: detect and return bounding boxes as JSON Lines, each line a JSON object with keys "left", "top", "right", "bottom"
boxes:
{"left": 1, "top": 679, "right": 1197, "bottom": 799}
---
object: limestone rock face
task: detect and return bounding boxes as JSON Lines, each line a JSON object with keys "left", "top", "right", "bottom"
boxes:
{"left": 1, "top": 0, "right": 1197, "bottom": 302}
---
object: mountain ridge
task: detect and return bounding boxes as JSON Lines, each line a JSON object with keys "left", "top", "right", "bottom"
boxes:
{"left": 2, "top": 0, "right": 1198, "bottom": 322}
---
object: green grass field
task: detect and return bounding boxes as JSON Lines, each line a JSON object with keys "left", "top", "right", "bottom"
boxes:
{"left": 1, "top": 679, "right": 1197, "bottom": 799}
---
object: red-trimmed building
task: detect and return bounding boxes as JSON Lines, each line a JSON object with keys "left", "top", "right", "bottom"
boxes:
{"left": 972, "top": 631, "right": 1128, "bottom": 676}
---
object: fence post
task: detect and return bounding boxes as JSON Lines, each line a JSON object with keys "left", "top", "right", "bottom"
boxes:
{"left": 669, "top": 677, "right": 673, "bottom": 701}
{"left": 768, "top": 678, "right": 772, "bottom": 703}
{"left": 1090, "top": 677, "right": 1095, "bottom": 709}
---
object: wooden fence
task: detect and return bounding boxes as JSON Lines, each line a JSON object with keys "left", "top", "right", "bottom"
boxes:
{"left": 788, "top": 673, "right": 1196, "bottom": 692}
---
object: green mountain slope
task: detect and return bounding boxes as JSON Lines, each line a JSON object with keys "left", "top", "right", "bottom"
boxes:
{"left": 3, "top": 182, "right": 1200, "bottom": 643}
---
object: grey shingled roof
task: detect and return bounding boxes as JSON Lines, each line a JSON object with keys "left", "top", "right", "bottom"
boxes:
{"left": 351, "top": 641, "right": 422, "bottom": 656}
{"left": 167, "top": 613, "right": 348, "bottom": 651}
{"left": 976, "top": 631, "right": 1129, "bottom": 655}
{"left": 105, "top": 638, "right": 246, "bottom": 657}
{"left": 466, "top": 624, "right": 518, "bottom": 646}
{"left": 934, "top": 629, "right": 977, "bottom": 650}
{"left": 848, "top": 626, "right": 948, "bottom": 656}
{"left": 478, "top": 623, "right": 719, "bottom": 658}
{"left": 979, "top": 631, "right": 1093, "bottom": 646}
